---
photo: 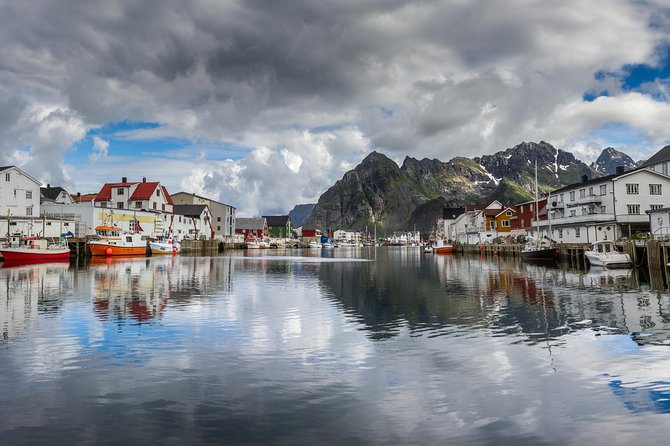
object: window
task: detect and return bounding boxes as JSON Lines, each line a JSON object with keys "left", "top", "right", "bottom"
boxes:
{"left": 117, "top": 202, "right": 124, "bottom": 209}
{"left": 579, "top": 189, "right": 585, "bottom": 198}
{"left": 530, "top": 203, "right": 534, "bottom": 211}
{"left": 558, "top": 229, "right": 563, "bottom": 238}
{"left": 501, "top": 220, "right": 510, "bottom": 227}
{"left": 650, "top": 184, "right": 662, "bottom": 195}
{"left": 156, "top": 189, "right": 160, "bottom": 196}
{"left": 601, "top": 205, "right": 606, "bottom": 213}
{"left": 153, "top": 202, "right": 157, "bottom": 210}
{"left": 162, "top": 203, "right": 165, "bottom": 211}
{"left": 129, "top": 221, "right": 135, "bottom": 232}
{"left": 217, "top": 226, "right": 221, "bottom": 231}
{"left": 589, "top": 186, "right": 594, "bottom": 196}
{"left": 627, "top": 204, "right": 640, "bottom": 215}
{"left": 570, "top": 210, "right": 576, "bottom": 217}
{"left": 664, "top": 163, "right": 668, "bottom": 175}
{"left": 217, "top": 216, "right": 221, "bottom": 222}
{"left": 600, "top": 184, "right": 606, "bottom": 195}
{"left": 26, "top": 191, "right": 32, "bottom": 199}
{"left": 506, "top": 210, "right": 512, "bottom": 216}
{"left": 626, "top": 184, "right": 639, "bottom": 194}
{"left": 101, "top": 202, "right": 107, "bottom": 208}
{"left": 117, "top": 188, "right": 124, "bottom": 195}
{"left": 559, "top": 193, "right": 564, "bottom": 203}
{"left": 489, "top": 221, "right": 495, "bottom": 230}
{"left": 135, "top": 201, "right": 142, "bottom": 209}
{"left": 26, "top": 206, "right": 32, "bottom": 216}
{"left": 575, "top": 227, "right": 581, "bottom": 238}
{"left": 5, "top": 173, "right": 9, "bottom": 181}
{"left": 570, "top": 191, "right": 575, "bottom": 201}
{"left": 13, "top": 189, "right": 16, "bottom": 198}
{"left": 650, "top": 204, "right": 664, "bottom": 210}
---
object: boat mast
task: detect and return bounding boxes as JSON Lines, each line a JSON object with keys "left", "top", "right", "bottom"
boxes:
{"left": 534, "top": 160, "right": 539, "bottom": 239}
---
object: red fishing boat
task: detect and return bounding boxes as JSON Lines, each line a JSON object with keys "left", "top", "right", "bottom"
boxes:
{"left": 0, "top": 236, "right": 70, "bottom": 261}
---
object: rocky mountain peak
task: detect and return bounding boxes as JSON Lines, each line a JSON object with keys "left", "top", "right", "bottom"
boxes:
{"left": 591, "top": 147, "right": 638, "bottom": 175}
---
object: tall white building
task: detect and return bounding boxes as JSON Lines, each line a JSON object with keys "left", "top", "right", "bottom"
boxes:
{"left": 0, "top": 166, "right": 41, "bottom": 218}
{"left": 543, "top": 164, "right": 670, "bottom": 243}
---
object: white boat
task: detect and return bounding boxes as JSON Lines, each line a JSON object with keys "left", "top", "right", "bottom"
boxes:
{"left": 584, "top": 241, "right": 632, "bottom": 268}
{"left": 246, "top": 238, "right": 270, "bottom": 249}
{"left": 150, "top": 236, "right": 180, "bottom": 255}
{"left": 308, "top": 241, "right": 322, "bottom": 248}
{"left": 423, "top": 244, "right": 433, "bottom": 253}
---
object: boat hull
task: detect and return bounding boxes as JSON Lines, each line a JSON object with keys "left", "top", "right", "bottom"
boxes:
{"left": 89, "top": 242, "right": 146, "bottom": 256}
{"left": 520, "top": 247, "right": 559, "bottom": 261}
{"left": 584, "top": 252, "right": 631, "bottom": 268}
{"left": 149, "top": 242, "right": 180, "bottom": 255}
{"left": 0, "top": 247, "right": 70, "bottom": 261}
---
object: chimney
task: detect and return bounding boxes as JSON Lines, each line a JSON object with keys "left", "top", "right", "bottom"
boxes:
{"left": 616, "top": 165, "right": 625, "bottom": 175}
{"left": 581, "top": 174, "right": 588, "bottom": 183}
{"left": 77, "top": 192, "right": 81, "bottom": 197}
{"left": 122, "top": 177, "right": 127, "bottom": 183}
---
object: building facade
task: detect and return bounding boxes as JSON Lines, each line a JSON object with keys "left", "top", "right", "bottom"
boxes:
{"left": 171, "top": 192, "right": 236, "bottom": 239}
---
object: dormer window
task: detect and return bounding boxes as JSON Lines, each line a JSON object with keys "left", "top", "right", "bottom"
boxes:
{"left": 117, "top": 188, "right": 124, "bottom": 195}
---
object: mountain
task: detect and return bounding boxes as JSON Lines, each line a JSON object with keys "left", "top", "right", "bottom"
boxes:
{"left": 591, "top": 147, "right": 638, "bottom": 174}
{"left": 305, "top": 141, "right": 606, "bottom": 233}
{"left": 288, "top": 203, "right": 315, "bottom": 228}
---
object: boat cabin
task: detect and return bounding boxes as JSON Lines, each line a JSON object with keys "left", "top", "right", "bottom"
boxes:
{"left": 95, "top": 226, "right": 123, "bottom": 238}
{"left": 591, "top": 241, "right": 618, "bottom": 253}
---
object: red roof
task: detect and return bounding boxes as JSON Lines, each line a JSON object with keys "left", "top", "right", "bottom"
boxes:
{"left": 95, "top": 182, "right": 133, "bottom": 201}
{"left": 74, "top": 193, "right": 97, "bottom": 203}
{"left": 95, "top": 181, "right": 173, "bottom": 205}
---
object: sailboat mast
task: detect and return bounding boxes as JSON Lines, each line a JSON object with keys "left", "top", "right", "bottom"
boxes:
{"left": 535, "top": 160, "right": 539, "bottom": 238}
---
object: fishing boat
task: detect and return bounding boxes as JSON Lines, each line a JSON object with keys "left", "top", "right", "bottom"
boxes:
{"left": 149, "top": 235, "right": 180, "bottom": 255}
{"left": 88, "top": 225, "right": 147, "bottom": 256}
{"left": 584, "top": 241, "right": 632, "bottom": 268}
{"left": 246, "top": 238, "right": 270, "bottom": 249}
{"left": 521, "top": 161, "right": 558, "bottom": 262}
{"left": 0, "top": 236, "right": 70, "bottom": 261}
{"left": 433, "top": 239, "right": 454, "bottom": 254}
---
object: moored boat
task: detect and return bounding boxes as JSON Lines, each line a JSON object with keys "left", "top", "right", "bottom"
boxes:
{"left": 88, "top": 225, "right": 147, "bottom": 256}
{"left": 433, "top": 239, "right": 454, "bottom": 254}
{"left": 0, "top": 236, "right": 70, "bottom": 261}
{"left": 520, "top": 237, "right": 559, "bottom": 261}
{"left": 149, "top": 236, "right": 180, "bottom": 255}
{"left": 246, "top": 238, "right": 270, "bottom": 249}
{"left": 584, "top": 241, "right": 632, "bottom": 268}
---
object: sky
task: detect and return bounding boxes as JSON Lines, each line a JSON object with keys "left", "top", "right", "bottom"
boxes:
{"left": 3, "top": 0, "right": 670, "bottom": 216}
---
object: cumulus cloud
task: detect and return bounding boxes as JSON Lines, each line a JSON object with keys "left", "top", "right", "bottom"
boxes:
{"left": 1, "top": 0, "right": 670, "bottom": 209}
{"left": 89, "top": 136, "right": 110, "bottom": 162}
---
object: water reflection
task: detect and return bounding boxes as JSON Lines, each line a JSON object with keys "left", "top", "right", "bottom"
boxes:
{"left": 3, "top": 251, "right": 670, "bottom": 444}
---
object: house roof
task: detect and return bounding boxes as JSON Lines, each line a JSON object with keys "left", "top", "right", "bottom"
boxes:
{"left": 40, "top": 186, "right": 68, "bottom": 201}
{"left": 550, "top": 173, "right": 618, "bottom": 194}
{"left": 236, "top": 217, "right": 266, "bottom": 230}
{"left": 129, "top": 182, "right": 174, "bottom": 205}
{"left": 95, "top": 181, "right": 174, "bottom": 205}
{"left": 0, "top": 165, "right": 12, "bottom": 172}
{"left": 640, "top": 145, "right": 670, "bottom": 168}
{"left": 173, "top": 204, "right": 207, "bottom": 217}
{"left": 171, "top": 191, "right": 236, "bottom": 209}
{"left": 494, "top": 207, "right": 517, "bottom": 218}
{"left": 0, "top": 165, "right": 41, "bottom": 186}
{"left": 262, "top": 215, "right": 291, "bottom": 226}
{"left": 74, "top": 193, "right": 97, "bottom": 203}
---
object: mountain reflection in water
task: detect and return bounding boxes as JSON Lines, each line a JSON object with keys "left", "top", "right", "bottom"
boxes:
{"left": 1, "top": 250, "right": 670, "bottom": 445}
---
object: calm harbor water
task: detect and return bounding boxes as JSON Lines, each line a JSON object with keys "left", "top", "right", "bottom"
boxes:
{"left": 2, "top": 248, "right": 670, "bottom": 445}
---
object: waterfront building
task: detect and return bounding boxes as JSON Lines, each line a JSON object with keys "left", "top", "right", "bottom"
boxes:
{"left": 262, "top": 215, "right": 293, "bottom": 238}
{"left": 172, "top": 204, "right": 214, "bottom": 240}
{"left": 171, "top": 192, "right": 236, "bottom": 239}
{"left": 235, "top": 217, "right": 268, "bottom": 239}
{"left": 515, "top": 198, "right": 547, "bottom": 231}
{"left": 542, "top": 166, "right": 670, "bottom": 243}
{"left": 0, "top": 165, "right": 41, "bottom": 218}
{"left": 333, "top": 229, "right": 362, "bottom": 243}
{"left": 441, "top": 208, "right": 465, "bottom": 241}
{"left": 40, "top": 185, "right": 75, "bottom": 204}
